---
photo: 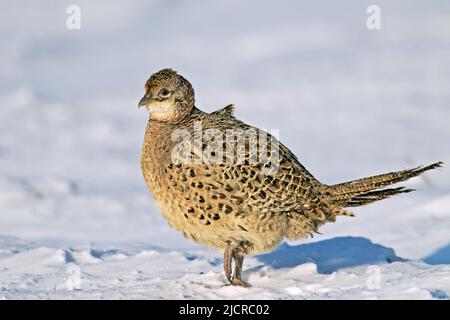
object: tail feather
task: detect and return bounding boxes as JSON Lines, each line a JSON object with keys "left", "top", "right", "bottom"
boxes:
{"left": 327, "top": 162, "right": 442, "bottom": 207}
{"left": 344, "top": 187, "right": 414, "bottom": 207}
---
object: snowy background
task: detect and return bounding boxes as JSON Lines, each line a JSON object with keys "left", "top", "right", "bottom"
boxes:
{"left": 0, "top": 0, "right": 449, "bottom": 299}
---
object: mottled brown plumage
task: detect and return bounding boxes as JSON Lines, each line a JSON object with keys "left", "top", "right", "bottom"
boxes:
{"left": 139, "top": 68, "right": 442, "bottom": 286}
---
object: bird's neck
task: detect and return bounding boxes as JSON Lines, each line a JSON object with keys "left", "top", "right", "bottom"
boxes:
{"left": 147, "top": 106, "right": 205, "bottom": 127}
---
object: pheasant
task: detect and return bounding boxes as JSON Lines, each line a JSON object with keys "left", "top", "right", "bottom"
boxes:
{"left": 139, "top": 68, "right": 442, "bottom": 287}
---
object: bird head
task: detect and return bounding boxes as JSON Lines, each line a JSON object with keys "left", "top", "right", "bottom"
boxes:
{"left": 138, "top": 68, "right": 195, "bottom": 122}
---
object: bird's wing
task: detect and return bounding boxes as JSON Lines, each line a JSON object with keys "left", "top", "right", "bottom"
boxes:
{"left": 193, "top": 114, "right": 333, "bottom": 217}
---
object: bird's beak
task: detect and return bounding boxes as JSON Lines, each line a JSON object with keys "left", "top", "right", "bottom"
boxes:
{"left": 138, "top": 92, "right": 152, "bottom": 108}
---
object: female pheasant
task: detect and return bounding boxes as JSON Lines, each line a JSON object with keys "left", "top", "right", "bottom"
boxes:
{"left": 139, "top": 68, "right": 442, "bottom": 287}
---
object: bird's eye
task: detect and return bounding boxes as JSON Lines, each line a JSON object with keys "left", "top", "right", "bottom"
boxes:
{"left": 159, "top": 88, "right": 171, "bottom": 98}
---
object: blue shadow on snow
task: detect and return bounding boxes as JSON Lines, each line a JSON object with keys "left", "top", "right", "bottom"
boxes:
{"left": 256, "top": 236, "right": 406, "bottom": 274}
{"left": 424, "top": 243, "right": 450, "bottom": 265}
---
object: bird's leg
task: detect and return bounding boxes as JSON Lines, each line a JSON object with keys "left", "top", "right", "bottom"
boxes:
{"left": 223, "top": 243, "right": 233, "bottom": 283}
{"left": 230, "top": 253, "right": 249, "bottom": 287}
{"left": 224, "top": 243, "right": 249, "bottom": 287}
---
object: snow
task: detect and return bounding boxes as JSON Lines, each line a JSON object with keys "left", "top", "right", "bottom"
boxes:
{"left": 1, "top": 235, "right": 450, "bottom": 299}
{"left": 0, "top": 0, "right": 449, "bottom": 299}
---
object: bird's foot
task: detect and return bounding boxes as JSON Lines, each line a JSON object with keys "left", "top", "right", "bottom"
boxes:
{"left": 229, "top": 277, "right": 249, "bottom": 287}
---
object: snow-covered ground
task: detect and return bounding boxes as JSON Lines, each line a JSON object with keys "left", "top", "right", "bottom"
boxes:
{"left": 0, "top": 0, "right": 449, "bottom": 299}
{"left": 1, "top": 235, "right": 450, "bottom": 300}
